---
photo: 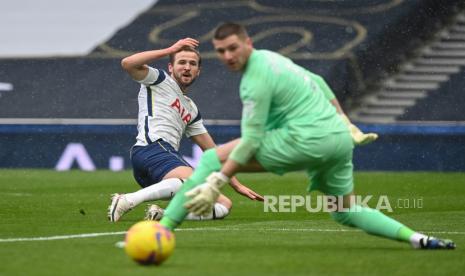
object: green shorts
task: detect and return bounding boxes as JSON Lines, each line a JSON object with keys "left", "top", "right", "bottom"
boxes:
{"left": 255, "top": 129, "right": 354, "bottom": 196}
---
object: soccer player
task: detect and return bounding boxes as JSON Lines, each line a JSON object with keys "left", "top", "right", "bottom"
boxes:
{"left": 108, "top": 38, "right": 263, "bottom": 222}
{"left": 159, "top": 23, "right": 455, "bottom": 250}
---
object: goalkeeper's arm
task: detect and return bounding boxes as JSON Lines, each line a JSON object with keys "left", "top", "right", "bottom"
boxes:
{"left": 311, "top": 73, "right": 378, "bottom": 145}
{"left": 330, "top": 98, "right": 378, "bottom": 145}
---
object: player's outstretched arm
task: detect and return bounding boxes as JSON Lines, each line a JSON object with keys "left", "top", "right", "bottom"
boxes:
{"left": 121, "top": 37, "right": 199, "bottom": 81}
{"left": 330, "top": 98, "right": 378, "bottom": 145}
{"left": 340, "top": 113, "right": 378, "bottom": 145}
{"left": 315, "top": 75, "right": 378, "bottom": 146}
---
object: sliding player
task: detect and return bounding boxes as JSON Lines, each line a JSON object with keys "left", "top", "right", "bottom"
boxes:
{"left": 108, "top": 38, "right": 263, "bottom": 222}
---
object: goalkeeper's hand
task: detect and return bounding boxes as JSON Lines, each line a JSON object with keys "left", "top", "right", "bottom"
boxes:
{"left": 341, "top": 114, "right": 378, "bottom": 145}
{"left": 184, "top": 172, "right": 229, "bottom": 216}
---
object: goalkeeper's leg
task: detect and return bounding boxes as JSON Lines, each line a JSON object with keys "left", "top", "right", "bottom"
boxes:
{"left": 160, "top": 148, "right": 223, "bottom": 230}
{"left": 316, "top": 132, "right": 454, "bottom": 249}
{"left": 330, "top": 194, "right": 455, "bottom": 249}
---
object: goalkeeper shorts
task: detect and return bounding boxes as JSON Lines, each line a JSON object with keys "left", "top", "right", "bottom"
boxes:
{"left": 256, "top": 129, "right": 354, "bottom": 196}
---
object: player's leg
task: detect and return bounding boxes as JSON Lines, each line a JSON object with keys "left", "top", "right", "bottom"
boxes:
{"left": 110, "top": 140, "right": 233, "bottom": 222}
{"left": 160, "top": 139, "right": 265, "bottom": 229}
{"left": 330, "top": 193, "right": 455, "bottom": 249}
{"left": 318, "top": 132, "right": 455, "bottom": 249}
{"left": 160, "top": 148, "right": 223, "bottom": 229}
{"left": 109, "top": 177, "right": 184, "bottom": 222}
{"left": 181, "top": 139, "right": 253, "bottom": 220}
{"left": 147, "top": 194, "right": 232, "bottom": 221}
{"left": 165, "top": 165, "right": 233, "bottom": 221}
{"left": 162, "top": 155, "right": 233, "bottom": 221}
{"left": 314, "top": 132, "right": 409, "bottom": 244}
{"left": 125, "top": 166, "right": 191, "bottom": 207}
{"left": 108, "top": 142, "right": 187, "bottom": 222}
{"left": 184, "top": 195, "right": 232, "bottom": 220}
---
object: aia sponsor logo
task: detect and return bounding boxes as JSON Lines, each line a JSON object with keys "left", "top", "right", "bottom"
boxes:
{"left": 170, "top": 98, "right": 192, "bottom": 124}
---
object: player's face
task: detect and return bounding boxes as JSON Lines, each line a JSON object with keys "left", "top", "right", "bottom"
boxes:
{"left": 212, "top": 34, "right": 253, "bottom": 71}
{"left": 169, "top": 51, "right": 200, "bottom": 89}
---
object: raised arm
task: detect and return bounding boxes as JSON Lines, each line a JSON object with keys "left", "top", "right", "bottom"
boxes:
{"left": 121, "top": 38, "right": 199, "bottom": 80}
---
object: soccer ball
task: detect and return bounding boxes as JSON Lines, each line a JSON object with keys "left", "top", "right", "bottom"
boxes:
{"left": 124, "top": 220, "right": 175, "bottom": 265}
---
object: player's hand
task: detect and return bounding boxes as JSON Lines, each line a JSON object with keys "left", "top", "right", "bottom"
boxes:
{"left": 170, "top": 38, "right": 199, "bottom": 52}
{"left": 184, "top": 172, "right": 229, "bottom": 216}
{"left": 230, "top": 179, "right": 264, "bottom": 201}
{"left": 340, "top": 114, "right": 378, "bottom": 145}
{"left": 348, "top": 124, "right": 378, "bottom": 145}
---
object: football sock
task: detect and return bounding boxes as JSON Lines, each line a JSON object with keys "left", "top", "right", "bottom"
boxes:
{"left": 331, "top": 204, "right": 404, "bottom": 240}
{"left": 186, "top": 203, "right": 229, "bottom": 220}
{"left": 161, "top": 149, "right": 222, "bottom": 230}
{"left": 397, "top": 226, "right": 415, "bottom": 242}
{"left": 125, "top": 178, "right": 183, "bottom": 206}
{"left": 407, "top": 231, "right": 428, "bottom": 249}
{"left": 395, "top": 225, "right": 430, "bottom": 248}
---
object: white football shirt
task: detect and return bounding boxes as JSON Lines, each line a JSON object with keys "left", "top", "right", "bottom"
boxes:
{"left": 134, "top": 66, "right": 207, "bottom": 150}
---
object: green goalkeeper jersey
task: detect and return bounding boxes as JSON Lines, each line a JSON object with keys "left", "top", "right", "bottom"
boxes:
{"left": 229, "top": 49, "right": 348, "bottom": 165}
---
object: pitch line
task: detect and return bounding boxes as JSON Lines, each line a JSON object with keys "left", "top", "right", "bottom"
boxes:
{"left": 0, "top": 231, "right": 127, "bottom": 243}
{"left": 1, "top": 228, "right": 464, "bottom": 243}
{"left": 0, "top": 228, "right": 356, "bottom": 243}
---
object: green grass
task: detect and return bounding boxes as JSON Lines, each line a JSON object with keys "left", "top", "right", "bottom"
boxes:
{"left": 0, "top": 170, "right": 464, "bottom": 276}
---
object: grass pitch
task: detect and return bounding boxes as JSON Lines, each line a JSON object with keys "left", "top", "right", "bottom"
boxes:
{"left": 0, "top": 170, "right": 464, "bottom": 276}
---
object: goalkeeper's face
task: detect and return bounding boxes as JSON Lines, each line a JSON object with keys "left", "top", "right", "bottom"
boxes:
{"left": 168, "top": 51, "right": 201, "bottom": 90}
{"left": 212, "top": 34, "right": 253, "bottom": 72}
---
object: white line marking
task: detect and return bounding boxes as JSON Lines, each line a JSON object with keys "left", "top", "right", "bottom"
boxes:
{"left": 0, "top": 231, "right": 126, "bottom": 243}
{"left": 1, "top": 228, "right": 464, "bottom": 243}
{"left": 1, "top": 193, "right": 33, "bottom": 197}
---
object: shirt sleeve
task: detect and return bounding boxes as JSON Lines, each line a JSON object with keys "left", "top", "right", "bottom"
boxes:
{"left": 229, "top": 74, "right": 272, "bottom": 165}
{"left": 185, "top": 118, "right": 208, "bottom": 137}
{"left": 136, "top": 67, "right": 160, "bottom": 86}
{"left": 185, "top": 103, "right": 208, "bottom": 137}
{"left": 310, "top": 73, "right": 335, "bottom": 100}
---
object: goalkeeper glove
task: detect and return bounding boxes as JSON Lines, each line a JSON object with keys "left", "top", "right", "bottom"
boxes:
{"left": 184, "top": 172, "right": 229, "bottom": 216}
{"left": 340, "top": 114, "right": 378, "bottom": 145}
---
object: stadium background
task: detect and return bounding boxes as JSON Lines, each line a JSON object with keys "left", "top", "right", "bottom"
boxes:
{"left": 1, "top": 0, "right": 465, "bottom": 171}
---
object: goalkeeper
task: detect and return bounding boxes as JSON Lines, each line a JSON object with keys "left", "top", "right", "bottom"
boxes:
{"left": 160, "top": 22, "right": 455, "bottom": 249}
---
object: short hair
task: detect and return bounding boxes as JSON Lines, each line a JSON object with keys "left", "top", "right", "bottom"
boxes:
{"left": 213, "top": 22, "right": 249, "bottom": 40}
{"left": 169, "top": 46, "right": 202, "bottom": 66}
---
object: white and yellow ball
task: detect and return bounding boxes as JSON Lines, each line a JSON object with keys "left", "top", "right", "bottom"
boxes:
{"left": 124, "top": 220, "right": 175, "bottom": 265}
